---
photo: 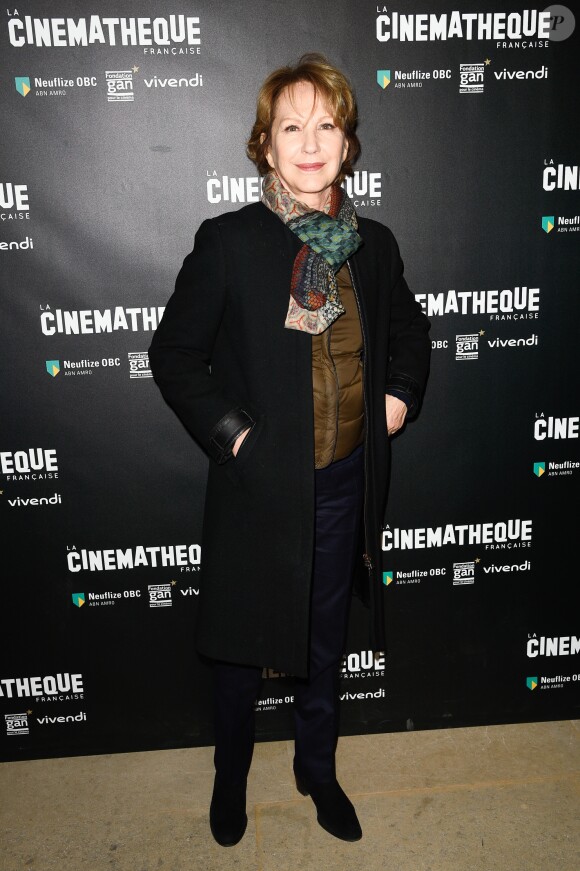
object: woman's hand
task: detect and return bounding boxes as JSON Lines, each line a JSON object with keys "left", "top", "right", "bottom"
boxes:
{"left": 385, "top": 394, "right": 407, "bottom": 437}
{"left": 232, "top": 427, "right": 251, "bottom": 457}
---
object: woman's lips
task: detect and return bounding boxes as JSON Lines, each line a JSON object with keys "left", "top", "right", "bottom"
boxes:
{"left": 296, "top": 163, "right": 325, "bottom": 171}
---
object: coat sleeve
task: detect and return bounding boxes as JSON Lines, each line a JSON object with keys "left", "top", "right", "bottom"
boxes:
{"left": 384, "top": 227, "right": 431, "bottom": 418}
{"left": 148, "top": 218, "right": 254, "bottom": 463}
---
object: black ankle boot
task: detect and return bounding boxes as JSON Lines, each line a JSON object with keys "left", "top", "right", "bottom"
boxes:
{"left": 294, "top": 769, "right": 362, "bottom": 842}
{"left": 209, "top": 778, "right": 247, "bottom": 847}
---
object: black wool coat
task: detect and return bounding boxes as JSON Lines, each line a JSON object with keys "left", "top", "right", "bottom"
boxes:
{"left": 149, "top": 202, "right": 431, "bottom": 677}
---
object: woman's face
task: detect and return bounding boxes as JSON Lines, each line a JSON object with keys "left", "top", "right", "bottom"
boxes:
{"left": 265, "top": 81, "right": 348, "bottom": 211}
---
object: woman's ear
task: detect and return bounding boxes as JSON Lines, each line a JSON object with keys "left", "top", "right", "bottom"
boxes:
{"left": 261, "top": 132, "right": 274, "bottom": 168}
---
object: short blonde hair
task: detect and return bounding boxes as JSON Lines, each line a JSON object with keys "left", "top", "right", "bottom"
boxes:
{"left": 247, "top": 53, "right": 360, "bottom": 184}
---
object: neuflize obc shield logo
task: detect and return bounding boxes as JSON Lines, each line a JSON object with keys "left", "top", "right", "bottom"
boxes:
{"left": 382, "top": 570, "right": 393, "bottom": 585}
{"left": 533, "top": 461, "right": 546, "bottom": 477}
{"left": 15, "top": 76, "right": 30, "bottom": 96}
{"left": 71, "top": 593, "right": 85, "bottom": 608}
{"left": 377, "top": 70, "right": 391, "bottom": 89}
{"left": 46, "top": 360, "right": 60, "bottom": 377}
{"left": 542, "top": 215, "right": 555, "bottom": 233}
{"left": 526, "top": 676, "right": 538, "bottom": 690}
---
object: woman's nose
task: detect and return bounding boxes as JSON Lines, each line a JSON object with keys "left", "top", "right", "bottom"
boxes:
{"left": 302, "top": 127, "right": 320, "bottom": 153}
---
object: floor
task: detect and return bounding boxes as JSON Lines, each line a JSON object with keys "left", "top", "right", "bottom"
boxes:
{"left": 1, "top": 720, "right": 578, "bottom": 871}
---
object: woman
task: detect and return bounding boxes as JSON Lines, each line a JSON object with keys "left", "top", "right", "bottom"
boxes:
{"left": 149, "top": 53, "right": 430, "bottom": 846}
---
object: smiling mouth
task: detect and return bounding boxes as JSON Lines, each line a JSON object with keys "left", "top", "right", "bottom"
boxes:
{"left": 296, "top": 163, "right": 325, "bottom": 171}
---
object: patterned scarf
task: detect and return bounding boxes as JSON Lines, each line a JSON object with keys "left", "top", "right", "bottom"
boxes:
{"left": 261, "top": 170, "right": 362, "bottom": 334}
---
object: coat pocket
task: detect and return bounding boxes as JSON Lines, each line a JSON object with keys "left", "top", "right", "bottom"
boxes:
{"left": 225, "top": 414, "right": 265, "bottom": 482}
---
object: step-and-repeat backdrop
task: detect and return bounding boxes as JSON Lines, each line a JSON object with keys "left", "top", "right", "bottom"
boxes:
{"left": 1, "top": 1, "right": 578, "bottom": 760}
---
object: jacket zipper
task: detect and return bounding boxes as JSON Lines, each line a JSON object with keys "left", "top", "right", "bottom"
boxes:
{"left": 327, "top": 323, "right": 340, "bottom": 463}
{"left": 347, "top": 259, "right": 373, "bottom": 572}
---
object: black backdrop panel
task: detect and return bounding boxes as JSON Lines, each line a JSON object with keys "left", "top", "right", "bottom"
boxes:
{"left": 1, "top": 1, "right": 579, "bottom": 760}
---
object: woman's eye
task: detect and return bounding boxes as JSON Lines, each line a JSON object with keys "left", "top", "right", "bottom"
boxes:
{"left": 320, "top": 123, "right": 335, "bottom": 130}
{"left": 284, "top": 124, "right": 299, "bottom": 132}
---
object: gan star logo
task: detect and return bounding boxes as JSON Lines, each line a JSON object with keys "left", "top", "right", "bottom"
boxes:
{"left": 479, "top": 329, "right": 485, "bottom": 336}
{"left": 485, "top": 58, "right": 492, "bottom": 65}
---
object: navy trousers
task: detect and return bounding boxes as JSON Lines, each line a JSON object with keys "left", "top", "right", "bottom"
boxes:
{"left": 213, "top": 444, "right": 364, "bottom": 785}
